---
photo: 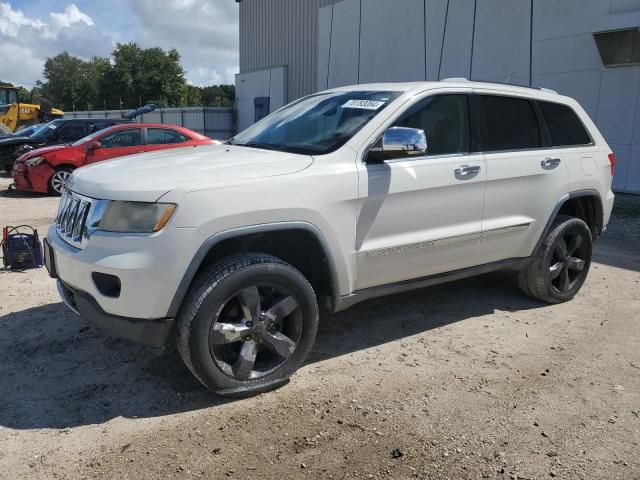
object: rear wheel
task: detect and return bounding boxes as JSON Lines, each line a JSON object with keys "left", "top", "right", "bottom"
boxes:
{"left": 177, "top": 253, "right": 319, "bottom": 396}
{"left": 518, "top": 215, "right": 592, "bottom": 304}
{"left": 48, "top": 166, "right": 74, "bottom": 195}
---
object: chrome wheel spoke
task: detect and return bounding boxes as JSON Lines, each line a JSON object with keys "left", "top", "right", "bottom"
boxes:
{"left": 549, "top": 262, "right": 564, "bottom": 280}
{"left": 210, "top": 284, "right": 303, "bottom": 381}
{"left": 211, "top": 322, "right": 250, "bottom": 344}
{"left": 567, "top": 256, "right": 585, "bottom": 272}
{"left": 265, "top": 296, "right": 298, "bottom": 322}
{"left": 238, "top": 286, "right": 261, "bottom": 322}
{"left": 232, "top": 340, "right": 258, "bottom": 380}
{"left": 259, "top": 331, "right": 296, "bottom": 359}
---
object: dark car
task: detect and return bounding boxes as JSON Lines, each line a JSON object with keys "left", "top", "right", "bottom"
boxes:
{"left": 0, "top": 118, "right": 130, "bottom": 172}
{"left": 0, "top": 123, "right": 46, "bottom": 141}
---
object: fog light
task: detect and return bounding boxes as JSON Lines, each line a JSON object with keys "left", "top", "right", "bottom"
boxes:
{"left": 92, "top": 272, "right": 121, "bottom": 298}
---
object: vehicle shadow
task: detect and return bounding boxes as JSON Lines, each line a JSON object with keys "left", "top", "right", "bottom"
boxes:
{"left": 0, "top": 271, "right": 543, "bottom": 430}
{"left": 0, "top": 186, "right": 51, "bottom": 198}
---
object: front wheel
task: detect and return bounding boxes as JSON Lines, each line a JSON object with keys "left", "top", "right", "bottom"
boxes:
{"left": 48, "top": 166, "right": 74, "bottom": 195}
{"left": 518, "top": 215, "right": 592, "bottom": 304}
{"left": 176, "top": 253, "right": 319, "bottom": 396}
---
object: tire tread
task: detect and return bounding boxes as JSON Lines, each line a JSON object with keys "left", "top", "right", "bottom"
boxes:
{"left": 518, "top": 214, "right": 592, "bottom": 304}
{"left": 176, "top": 253, "right": 318, "bottom": 394}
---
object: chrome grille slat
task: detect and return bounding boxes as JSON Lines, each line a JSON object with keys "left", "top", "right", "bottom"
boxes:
{"left": 67, "top": 199, "right": 80, "bottom": 234}
{"left": 55, "top": 191, "right": 94, "bottom": 248}
{"left": 56, "top": 194, "right": 69, "bottom": 226}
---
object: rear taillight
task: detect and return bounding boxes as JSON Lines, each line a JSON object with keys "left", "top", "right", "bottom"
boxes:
{"left": 608, "top": 152, "right": 616, "bottom": 176}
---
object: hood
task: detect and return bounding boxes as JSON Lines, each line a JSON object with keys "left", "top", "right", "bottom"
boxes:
{"left": 0, "top": 136, "right": 44, "bottom": 147}
{"left": 69, "top": 144, "right": 314, "bottom": 201}
{"left": 15, "top": 144, "right": 68, "bottom": 162}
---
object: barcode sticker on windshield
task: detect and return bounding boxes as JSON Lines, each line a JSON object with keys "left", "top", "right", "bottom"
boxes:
{"left": 341, "top": 99, "right": 386, "bottom": 110}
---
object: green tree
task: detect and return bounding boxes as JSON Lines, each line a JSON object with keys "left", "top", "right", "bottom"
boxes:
{"left": 180, "top": 84, "right": 202, "bottom": 107}
{"left": 40, "top": 52, "right": 109, "bottom": 110}
{"left": 21, "top": 44, "right": 235, "bottom": 112}
{"left": 201, "top": 84, "right": 235, "bottom": 107}
{"left": 103, "top": 43, "right": 188, "bottom": 108}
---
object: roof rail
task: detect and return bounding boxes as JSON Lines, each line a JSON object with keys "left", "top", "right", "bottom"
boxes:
{"left": 439, "top": 77, "right": 558, "bottom": 94}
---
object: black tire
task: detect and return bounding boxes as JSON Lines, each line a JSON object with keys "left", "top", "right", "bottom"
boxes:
{"left": 176, "top": 253, "right": 319, "bottom": 396}
{"left": 518, "top": 215, "right": 592, "bottom": 304}
{"left": 48, "top": 166, "right": 74, "bottom": 195}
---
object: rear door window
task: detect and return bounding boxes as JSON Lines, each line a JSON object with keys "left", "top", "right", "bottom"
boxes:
{"left": 478, "top": 95, "right": 541, "bottom": 151}
{"left": 537, "top": 101, "right": 591, "bottom": 147}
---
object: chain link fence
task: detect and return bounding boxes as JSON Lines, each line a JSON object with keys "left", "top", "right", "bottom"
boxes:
{"left": 64, "top": 106, "right": 235, "bottom": 140}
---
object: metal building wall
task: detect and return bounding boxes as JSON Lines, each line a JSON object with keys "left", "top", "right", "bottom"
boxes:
{"left": 238, "top": 0, "right": 640, "bottom": 192}
{"left": 239, "top": 0, "right": 336, "bottom": 101}
{"left": 314, "top": 0, "right": 640, "bottom": 193}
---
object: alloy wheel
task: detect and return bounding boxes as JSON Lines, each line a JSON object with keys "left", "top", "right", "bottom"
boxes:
{"left": 50, "top": 170, "right": 71, "bottom": 194}
{"left": 549, "top": 230, "right": 588, "bottom": 293}
{"left": 209, "top": 284, "right": 302, "bottom": 380}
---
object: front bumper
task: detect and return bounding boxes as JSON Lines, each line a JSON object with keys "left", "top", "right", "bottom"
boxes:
{"left": 47, "top": 223, "right": 204, "bottom": 343}
{"left": 11, "top": 163, "right": 53, "bottom": 193}
{"left": 57, "top": 280, "right": 174, "bottom": 347}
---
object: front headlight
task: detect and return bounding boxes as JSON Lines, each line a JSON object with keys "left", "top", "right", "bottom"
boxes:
{"left": 96, "top": 201, "right": 176, "bottom": 233}
{"left": 24, "top": 156, "right": 45, "bottom": 168}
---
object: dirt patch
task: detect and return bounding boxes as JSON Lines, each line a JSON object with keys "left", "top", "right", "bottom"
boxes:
{"left": 1, "top": 177, "right": 639, "bottom": 479}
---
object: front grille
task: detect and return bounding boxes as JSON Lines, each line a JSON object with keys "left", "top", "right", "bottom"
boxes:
{"left": 55, "top": 191, "right": 93, "bottom": 248}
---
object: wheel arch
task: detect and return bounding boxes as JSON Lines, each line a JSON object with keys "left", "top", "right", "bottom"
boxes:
{"left": 533, "top": 189, "right": 604, "bottom": 256}
{"left": 50, "top": 163, "right": 77, "bottom": 171}
{"left": 167, "top": 222, "right": 341, "bottom": 318}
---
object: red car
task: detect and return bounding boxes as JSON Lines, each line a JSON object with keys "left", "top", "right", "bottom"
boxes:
{"left": 12, "top": 123, "right": 217, "bottom": 194}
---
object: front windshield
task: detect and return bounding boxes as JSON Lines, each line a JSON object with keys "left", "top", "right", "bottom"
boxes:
{"left": 32, "top": 120, "right": 64, "bottom": 139}
{"left": 229, "top": 90, "right": 400, "bottom": 155}
{"left": 13, "top": 125, "right": 35, "bottom": 136}
{"left": 15, "top": 124, "right": 44, "bottom": 137}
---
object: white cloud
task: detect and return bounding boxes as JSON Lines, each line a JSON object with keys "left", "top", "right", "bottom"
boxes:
{"left": 0, "top": 1, "right": 239, "bottom": 88}
{"left": 131, "top": 0, "right": 239, "bottom": 85}
{"left": 190, "top": 67, "right": 238, "bottom": 87}
{"left": 50, "top": 4, "right": 94, "bottom": 29}
{"left": 0, "top": 2, "right": 112, "bottom": 87}
{"left": 0, "top": 2, "right": 45, "bottom": 37}
{"left": 0, "top": 41, "right": 46, "bottom": 86}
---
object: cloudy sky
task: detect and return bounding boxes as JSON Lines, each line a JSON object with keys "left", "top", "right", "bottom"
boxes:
{"left": 0, "top": 0, "right": 239, "bottom": 88}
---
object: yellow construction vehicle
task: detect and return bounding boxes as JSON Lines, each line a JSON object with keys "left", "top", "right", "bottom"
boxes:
{"left": 0, "top": 86, "right": 64, "bottom": 132}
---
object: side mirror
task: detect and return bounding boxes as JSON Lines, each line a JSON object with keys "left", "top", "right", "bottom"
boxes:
{"left": 87, "top": 141, "right": 101, "bottom": 152}
{"left": 368, "top": 127, "right": 427, "bottom": 162}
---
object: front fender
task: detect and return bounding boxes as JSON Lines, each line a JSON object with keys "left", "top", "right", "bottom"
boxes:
{"left": 165, "top": 221, "right": 343, "bottom": 318}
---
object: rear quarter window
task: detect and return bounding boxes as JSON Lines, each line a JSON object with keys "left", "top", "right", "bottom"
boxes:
{"left": 537, "top": 101, "right": 592, "bottom": 147}
{"left": 147, "top": 128, "right": 189, "bottom": 145}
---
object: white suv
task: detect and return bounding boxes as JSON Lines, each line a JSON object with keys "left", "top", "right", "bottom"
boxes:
{"left": 44, "top": 80, "right": 615, "bottom": 396}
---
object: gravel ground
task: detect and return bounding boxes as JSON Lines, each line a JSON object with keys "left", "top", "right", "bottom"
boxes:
{"left": 0, "top": 175, "right": 638, "bottom": 480}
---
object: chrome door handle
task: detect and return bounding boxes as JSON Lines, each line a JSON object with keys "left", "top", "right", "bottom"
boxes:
{"left": 541, "top": 157, "right": 561, "bottom": 169}
{"left": 454, "top": 165, "right": 481, "bottom": 176}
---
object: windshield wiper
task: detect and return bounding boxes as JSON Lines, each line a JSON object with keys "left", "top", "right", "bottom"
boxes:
{"left": 239, "top": 142, "right": 282, "bottom": 152}
{"left": 232, "top": 141, "right": 319, "bottom": 155}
